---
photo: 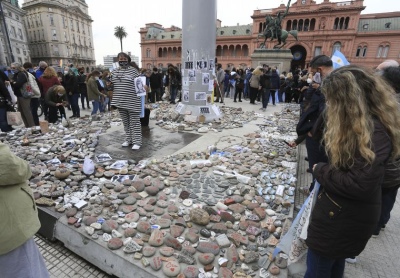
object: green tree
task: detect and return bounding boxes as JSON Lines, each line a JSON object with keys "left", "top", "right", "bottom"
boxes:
{"left": 114, "top": 26, "right": 128, "bottom": 52}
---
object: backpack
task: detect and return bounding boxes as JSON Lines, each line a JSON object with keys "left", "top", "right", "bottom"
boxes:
{"left": 27, "top": 72, "right": 41, "bottom": 97}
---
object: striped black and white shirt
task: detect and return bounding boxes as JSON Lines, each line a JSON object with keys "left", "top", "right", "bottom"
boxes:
{"left": 110, "top": 66, "right": 140, "bottom": 112}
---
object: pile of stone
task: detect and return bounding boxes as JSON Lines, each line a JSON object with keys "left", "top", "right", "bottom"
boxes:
{"left": 0, "top": 104, "right": 301, "bottom": 278}
{"left": 150, "top": 103, "right": 259, "bottom": 133}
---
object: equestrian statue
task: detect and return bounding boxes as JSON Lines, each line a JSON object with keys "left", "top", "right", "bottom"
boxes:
{"left": 259, "top": 0, "right": 298, "bottom": 49}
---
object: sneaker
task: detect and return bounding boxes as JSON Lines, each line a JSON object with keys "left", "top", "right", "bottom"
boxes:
{"left": 121, "top": 141, "right": 130, "bottom": 147}
{"left": 131, "top": 144, "right": 141, "bottom": 150}
{"left": 345, "top": 257, "right": 357, "bottom": 264}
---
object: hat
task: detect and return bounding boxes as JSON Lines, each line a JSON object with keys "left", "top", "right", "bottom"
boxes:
{"left": 230, "top": 71, "right": 237, "bottom": 76}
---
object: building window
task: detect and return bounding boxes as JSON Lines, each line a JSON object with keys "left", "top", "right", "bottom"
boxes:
{"left": 385, "top": 22, "right": 391, "bottom": 29}
{"left": 50, "top": 14, "right": 54, "bottom": 26}
{"left": 77, "top": 21, "right": 80, "bottom": 32}
{"left": 220, "top": 30, "right": 224, "bottom": 35}
{"left": 382, "top": 46, "right": 390, "bottom": 58}
{"left": 363, "top": 24, "right": 369, "bottom": 30}
{"left": 292, "top": 20, "right": 298, "bottom": 30}
{"left": 146, "top": 49, "right": 151, "bottom": 58}
{"left": 62, "top": 17, "right": 66, "bottom": 28}
{"left": 64, "top": 31, "right": 68, "bottom": 41}
{"left": 356, "top": 45, "right": 367, "bottom": 57}
{"left": 314, "top": 46, "right": 322, "bottom": 57}
{"left": 52, "top": 29, "right": 57, "bottom": 40}
{"left": 286, "top": 20, "right": 292, "bottom": 31}
{"left": 70, "top": 19, "right": 73, "bottom": 30}
{"left": 16, "top": 48, "right": 20, "bottom": 54}
{"left": 377, "top": 45, "right": 390, "bottom": 58}
{"left": 10, "top": 26, "right": 16, "bottom": 37}
{"left": 298, "top": 19, "right": 304, "bottom": 31}
{"left": 332, "top": 42, "right": 341, "bottom": 54}
{"left": 16, "top": 15, "right": 19, "bottom": 20}
{"left": 147, "top": 63, "right": 152, "bottom": 70}
{"left": 8, "top": 11, "right": 12, "bottom": 17}
{"left": 18, "top": 29, "right": 23, "bottom": 40}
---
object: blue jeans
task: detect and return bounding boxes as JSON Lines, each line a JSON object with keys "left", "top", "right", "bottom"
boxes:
{"left": 170, "top": 86, "right": 178, "bottom": 103}
{"left": 0, "top": 107, "right": 12, "bottom": 132}
{"left": 91, "top": 100, "right": 101, "bottom": 115}
{"left": 305, "top": 248, "right": 345, "bottom": 278}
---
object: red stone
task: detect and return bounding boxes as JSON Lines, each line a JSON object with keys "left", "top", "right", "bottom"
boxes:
{"left": 224, "top": 198, "right": 236, "bottom": 205}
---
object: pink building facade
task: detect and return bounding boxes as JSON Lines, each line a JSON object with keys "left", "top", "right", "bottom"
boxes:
{"left": 140, "top": 0, "right": 400, "bottom": 71}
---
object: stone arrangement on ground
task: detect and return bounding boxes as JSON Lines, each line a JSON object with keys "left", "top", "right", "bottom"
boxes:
{"left": 0, "top": 104, "right": 301, "bottom": 278}
{"left": 150, "top": 103, "right": 258, "bottom": 133}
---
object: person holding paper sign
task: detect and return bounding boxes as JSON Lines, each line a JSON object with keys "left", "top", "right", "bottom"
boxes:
{"left": 110, "top": 53, "right": 142, "bottom": 150}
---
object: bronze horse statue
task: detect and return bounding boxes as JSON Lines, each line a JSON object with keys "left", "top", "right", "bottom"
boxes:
{"left": 259, "top": 14, "right": 299, "bottom": 49}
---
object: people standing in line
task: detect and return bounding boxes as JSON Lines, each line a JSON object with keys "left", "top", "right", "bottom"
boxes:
{"left": 110, "top": 52, "right": 142, "bottom": 150}
{"left": 269, "top": 68, "right": 280, "bottom": 106}
{"left": 305, "top": 65, "right": 400, "bottom": 278}
{"left": 149, "top": 67, "right": 163, "bottom": 103}
{"left": 223, "top": 69, "right": 230, "bottom": 98}
{"left": 165, "top": 65, "right": 181, "bottom": 104}
{"left": 0, "top": 143, "right": 50, "bottom": 278}
{"left": 9, "top": 62, "right": 35, "bottom": 128}
{"left": 0, "top": 79, "right": 12, "bottom": 132}
{"left": 101, "top": 71, "right": 111, "bottom": 111}
{"left": 86, "top": 70, "right": 107, "bottom": 116}
{"left": 35, "top": 61, "right": 47, "bottom": 80}
{"left": 244, "top": 68, "right": 252, "bottom": 100}
{"left": 44, "top": 85, "right": 68, "bottom": 123}
{"left": 215, "top": 63, "right": 225, "bottom": 103}
{"left": 23, "top": 62, "right": 41, "bottom": 126}
{"left": 283, "top": 72, "right": 294, "bottom": 103}
{"left": 77, "top": 67, "right": 90, "bottom": 110}
{"left": 234, "top": 69, "right": 245, "bottom": 103}
{"left": 64, "top": 67, "right": 80, "bottom": 118}
{"left": 38, "top": 67, "right": 61, "bottom": 121}
{"left": 278, "top": 73, "right": 286, "bottom": 103}
{"left": 249, "top": 66, "right": 263, "bottom": 105}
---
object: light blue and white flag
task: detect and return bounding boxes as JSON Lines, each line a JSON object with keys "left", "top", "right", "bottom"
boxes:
{"left": 331, "top": 50, "right": 350, "bottom": 69}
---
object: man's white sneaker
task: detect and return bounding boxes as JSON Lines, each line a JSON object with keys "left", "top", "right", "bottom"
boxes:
{"left": 131, "top": 144, "right": 141, "bottom": 150}
{"left": 345, "top": 257, "right": 357, "bottom": 264}
{"left": 121, "top": 141, "right": 130, "bottom": 147}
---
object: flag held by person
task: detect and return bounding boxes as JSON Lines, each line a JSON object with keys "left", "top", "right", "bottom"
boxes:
{"left": 331, "top": 50, "right": 350, "bottom": 69}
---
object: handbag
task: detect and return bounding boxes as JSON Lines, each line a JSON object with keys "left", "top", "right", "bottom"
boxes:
{"left": 19, "top": 72, "right": 34, "bottom": 98}
{"left": 7, "top": 111, "right": 23, "bottom": 126}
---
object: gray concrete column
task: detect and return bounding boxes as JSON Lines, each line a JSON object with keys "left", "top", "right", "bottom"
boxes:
{"left": 177, "top": 0, "right": 222, "bottom": 122}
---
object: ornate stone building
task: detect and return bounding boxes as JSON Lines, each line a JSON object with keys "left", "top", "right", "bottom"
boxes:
{"left": 21, "top": 0, "right": 95, "bottom": 71}
{"left": 0, "top": 0, "right": 31, "bottom": 66}
{"left": 140, "top": 0, "right": 400, "bottom": 71}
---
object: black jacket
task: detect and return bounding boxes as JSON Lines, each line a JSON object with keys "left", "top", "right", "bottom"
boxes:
{"left": 64, "top": 74, "right": 79, "bottom": 94}
{"left": 77, "top": 74, "right": 87, "bottom": 93}
{"left": 0, "top": 80, "right": 10, "bottom": 108}
{"left": 11, "top": 71, "right": 28, "bottom": 98}
{"left": 149, "top": 72, "right": 162, "bottom": 90}
{"left": 307, "top": 119, "right": 392, "bottom": 258}
{"left": 296, "top": 88, "right": 325, "bottom": 136}
{"left": 259, "top": 71, "right": 280, "bottom": 89}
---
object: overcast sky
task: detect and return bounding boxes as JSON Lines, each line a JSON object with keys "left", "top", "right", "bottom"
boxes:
{"left": 85, "top": 0, "right": 400, "bottom": 66}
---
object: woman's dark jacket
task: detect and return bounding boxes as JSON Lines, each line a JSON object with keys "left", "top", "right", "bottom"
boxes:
{"left": 44, "top": 86, "right": 68, "bottom": 107}
{"left": 307, "top": 119, "right": 392, "bottom": 259}
{"left": 64, "top": 74, "right": 79, "bottom": 95}
{"left": 296, "top": 88, "right": 325, "bottom": 136}
{"left": 259, "top": 71, "right": 280, "bottom": 90}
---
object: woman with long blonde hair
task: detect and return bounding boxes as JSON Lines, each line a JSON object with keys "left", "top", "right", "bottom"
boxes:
{"left": 305, "top": 65, "right": 400, "bottom": 278}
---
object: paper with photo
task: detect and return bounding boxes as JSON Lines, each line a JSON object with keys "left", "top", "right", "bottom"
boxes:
{"left": 202, "top": 73, "right": 210, "bottom": 86}
{"left": 110, "top": 160, "right": 128, "bottom": 170}
{"left": 134, "top": 76, "right": 147, "bottom": 96}
{"left": 195, "top": 92, "right": 206, "bottom": 101}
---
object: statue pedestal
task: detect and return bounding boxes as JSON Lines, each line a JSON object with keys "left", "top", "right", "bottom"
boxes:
{"left": 251, "top": 49, "right": 293, "bottom": 73}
